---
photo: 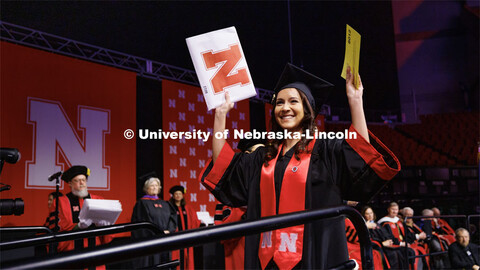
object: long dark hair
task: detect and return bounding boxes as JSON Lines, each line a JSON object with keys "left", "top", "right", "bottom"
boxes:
{"left": 361, "top": 206, "right": 376, "bottom": 221}
{"left": 169, "top": 197, "right": 186, "bottom": 207}
{"left": 264, "top": 89, "right": 316, "bottom": 166}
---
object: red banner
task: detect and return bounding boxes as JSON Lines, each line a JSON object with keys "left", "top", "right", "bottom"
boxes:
{"left": 0, "top": 42, "right": 137, "bottom": 227}
{"left": 161, "top": 79, "right": 250, "bottom": 216}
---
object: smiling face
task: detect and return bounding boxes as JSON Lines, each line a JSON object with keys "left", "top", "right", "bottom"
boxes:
{"left": 388, "top": 205, "right": 399, "bottom": 218}
{"left": 274, "top": 88, "right": 305, "bottom": 132}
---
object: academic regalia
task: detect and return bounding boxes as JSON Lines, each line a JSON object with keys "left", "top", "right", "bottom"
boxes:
{"left": 380, "top": 217, "right": 427, "bottom": 270}
{"left": 344, "top": 219, "right": 385, "bottom": 269}
{"left": 433, "top": 219, "right": 456, "bottom": 245}
{"left": 171, "top": 203, "right": 201, "bottom": 270}
{"left": 131, "top": 196, "right": 177, "bottom": 269}
{"left": 406, "top": 222, "right": 433, "bottom": 268}
{"left": 436, "top": 218, "right": 455, "bottom": 235}
{"left": 200, "top": 125, "right": 400, "bottom": 269}
{"left": 49, "top": 192, "right": 113, "bottom": 252}
{"left": 214, "top": 204, "right": 247, "bottom": 270}
{"left": 367, "top": 224, "right": 407, "bottom": 269}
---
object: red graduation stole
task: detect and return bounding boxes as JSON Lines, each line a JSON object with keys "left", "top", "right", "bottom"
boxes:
{"left": 387, "top": 221, "right": 405, "bottom": 241}
{"left": 258, "top": 139, "right": 315, "bottom": 270}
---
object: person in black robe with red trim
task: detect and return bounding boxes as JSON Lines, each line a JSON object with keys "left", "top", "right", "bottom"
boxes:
{"left": 48, "top": 165, "right": 113, "bottom": 255}
{"left": 214, "top": 139, "right": 264, "bottom": 270}
{"left": 379, "top": 203, "right": 427, "bottom": 270}
{"left": 131, "top": 173, "right": 177, "bottom": 269}
{"left": 199, "top": 64, "right": 401, "bottom": 269}
{"left": 362, "top": 205, "right": 408, "bottom": 269}
{"left": 169, "top": 185, "right": 201, "bottom": 270}
{"left": 44, "top": 191, "right": 63, "bottom": 228}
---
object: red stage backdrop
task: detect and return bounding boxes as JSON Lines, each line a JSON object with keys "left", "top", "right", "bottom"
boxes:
{"left": 162, "top": 79, "right": 250, "bottom": 216}
{"left": 0, "top": 42, "right": 137, "bottom": 227}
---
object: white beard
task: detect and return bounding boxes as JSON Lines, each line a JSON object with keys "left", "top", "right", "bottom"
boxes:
{"left": 72, "top": 188, "right": 89, "bottom": 198}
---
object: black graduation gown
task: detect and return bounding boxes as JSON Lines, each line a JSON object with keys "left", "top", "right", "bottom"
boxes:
{"left": 131, "top": 198, "right": 177, "bottom": 269}
{"left": 200, "top": 127, "right": 400, "bottom": 269}
{"left": 369, "top": 226, "right": 408, "bottom": 269}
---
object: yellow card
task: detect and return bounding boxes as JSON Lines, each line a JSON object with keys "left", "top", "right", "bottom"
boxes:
{"left": 341, "top": 24, "right": 361, "bottom": 89}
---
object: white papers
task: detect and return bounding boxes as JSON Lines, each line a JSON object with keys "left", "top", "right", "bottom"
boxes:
{"left": 186, "top": 26, "right": 257, "bottom": 110}
{"left": 196, "top": 211, "right": 214, "bottom": 226}
{"left": 79, "top": 199, "right": 122, "bottom": 226}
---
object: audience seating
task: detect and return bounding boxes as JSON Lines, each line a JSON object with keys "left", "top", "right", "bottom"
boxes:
{"left": 325, "top": 111, "right": 479, "bottom": 167}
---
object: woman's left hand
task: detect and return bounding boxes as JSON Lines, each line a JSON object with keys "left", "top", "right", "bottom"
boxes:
{"left": 346, "top": 66, "right": 363, "bottom": 102}
{"left": 346, "top": 65, "right": 369, "bottom": 142}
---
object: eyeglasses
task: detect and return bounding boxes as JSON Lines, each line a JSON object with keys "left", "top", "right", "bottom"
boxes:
{"left": 71, "top": 178, "right": 87, "bottom": 184}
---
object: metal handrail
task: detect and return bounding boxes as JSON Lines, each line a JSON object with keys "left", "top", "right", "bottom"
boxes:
{"left": 0, "top": 222, "right": 162, "bottom": 251}
{"left": 467, "top": 214, "right": 480, "bottom": 233}
{"left": 408, "top": 250, "right": 449, "bottom": 259}
{"left": 406, "top": 214, "right": 467, "bottom": 220}
{"left": 2, "top": 205, "right": 373, "bottom": 270}
{"left": 0, "top": 226, "right": 53, "bottom": 235}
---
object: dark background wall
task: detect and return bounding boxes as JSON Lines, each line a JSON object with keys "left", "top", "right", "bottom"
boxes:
{"left": 392, "top": 0, "right": 479, "bottom": 122}
{"left": 1, "top": 0, "right": 401, "bottom": 120}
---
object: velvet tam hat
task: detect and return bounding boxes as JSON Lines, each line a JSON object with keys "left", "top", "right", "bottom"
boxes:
{"left": 169, "top": 185, "right": 185, "bottom": 194}
{"left": 61, "top": 165, "right": 90, "bottom": 182}
{"left": 139, "top": 171, "right": 158, "bottom": 183}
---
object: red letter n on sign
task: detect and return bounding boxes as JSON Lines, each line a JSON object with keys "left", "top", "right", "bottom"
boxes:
{"left": 201, "top": 44, "right": 250, "bottom": 94}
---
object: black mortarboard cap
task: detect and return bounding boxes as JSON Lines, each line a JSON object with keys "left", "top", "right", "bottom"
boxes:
{"left": 273, "top": 63, "right": 334, "bottom": 115}
{"left": 138, "top": 171, "right": 158, "bottom": 183}
{"left": 237, "top": 138, "right": 266, "bottom": 152}
{"left": 61, "top": 165, "right": 90, "bottom": 182}
{"left": 169, "top": 185, "right": 185, "bottom": 194}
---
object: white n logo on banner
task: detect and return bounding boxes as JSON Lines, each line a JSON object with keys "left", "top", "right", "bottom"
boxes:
{"left": 26, "top": 98, "right": 110, "bottom": 190}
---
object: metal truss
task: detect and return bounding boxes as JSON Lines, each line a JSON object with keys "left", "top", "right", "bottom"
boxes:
{"left": 0, "top": 21, "right": 273, "bottom": 103}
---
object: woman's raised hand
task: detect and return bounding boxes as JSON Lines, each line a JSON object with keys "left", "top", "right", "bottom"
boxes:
{"left": 215, "top": 91, "right": 235, "bottom": 117}
{"left": 213, "top": 91, "right": 234, "bottom": 163}
{"left": 346, "top": 66, "right": 364, "bottom": 102}
{"left": 346, "top": 66, "right": 369, "bottom": 143}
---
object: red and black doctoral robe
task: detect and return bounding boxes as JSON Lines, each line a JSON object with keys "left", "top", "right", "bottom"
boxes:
{"left": 344, "top": 218, "right": 385, "bottom": 269}
{"left": 199, "top": 126, "right": 400, "bottom": 269}
{"left": 171, "top": 203, "right": 201, "bottom": 270}
{"left": 214, "top": 204, "right": 246, "bottom": 270}
{"left": 381, "top": 218, "right": 428, "bottom": 270}
{"left": 48, "top": 192, "right": 113, "bottom": 252}
{"left": 434, "top": 219, "right": 456, "bottom": 245}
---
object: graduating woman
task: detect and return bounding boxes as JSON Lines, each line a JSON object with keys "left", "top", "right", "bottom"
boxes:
{"left": 131, "top": 173, "right": 177, "bottom": 269}
{"left": 200, "top": 63, "right": 401, "bottom": 269}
